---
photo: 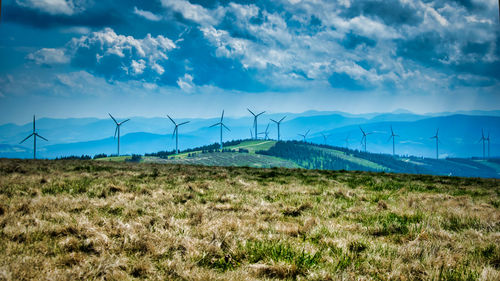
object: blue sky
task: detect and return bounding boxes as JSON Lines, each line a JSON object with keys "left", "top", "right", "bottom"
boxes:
{"left": 0, "top": 0, "right": 499, "bottom": 124}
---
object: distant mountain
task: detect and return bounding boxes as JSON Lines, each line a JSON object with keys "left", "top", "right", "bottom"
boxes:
{"left": 312, "top": 115, "right": 500, "bottom": 158}
{"left": 1, "top": 111, "right": 499, "bottom": 159}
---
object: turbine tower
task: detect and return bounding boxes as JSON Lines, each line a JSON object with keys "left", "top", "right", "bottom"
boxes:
{"left": 270, "top": 115, "right": 286, "bottom": 141}
{"left": 167, "top": 115, "right": 190, "bottom": 154}
{"left": 259, "top": 123, "right": 270, "bottom": 140}
{"left": 298, "top": 129, "right": 310, "bottom": 142}
{"left": 479, "top": 129, "right": 487, "bottom": 159}
{"left": 430, "top": 128, "right": 440, "bottom": 160}
{"left": 359, "top": 127, "right": 373, "bottom": 152}
{"left": 248, "top": 108, "right": 265, "bottom": 140}
{"left": 345, "top": 135, "right": 350, "bottom": 149}
{"left": 321, "top": 133, "right": 330, "bottom": 145}
{"left": 109, "top": 113, "right": 130, "bottom": 156}
{"left": 388, "top": 126, "right": 399, "bottom": 156}
{"left": 486, "top": 131, "right": 490, "bottom": 158}
{"left": 19, "top": 115, "right": 48, "bottom": 159}
{"left": 210, "top": 110, "right": 230, "bottom": 151}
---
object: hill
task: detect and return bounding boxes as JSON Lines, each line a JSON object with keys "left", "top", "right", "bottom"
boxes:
{"left": 0, "top": 159, "right": 498, "bottom": 280}
{"left": 104, "top": 140, "right": 500, "bottom": 178}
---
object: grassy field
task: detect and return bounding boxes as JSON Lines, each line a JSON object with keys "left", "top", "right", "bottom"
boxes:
{"left": 0, "top": 159, "right": 499, "bottom": 280}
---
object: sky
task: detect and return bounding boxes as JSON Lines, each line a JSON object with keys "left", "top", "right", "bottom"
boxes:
{"left": 0, "top": 0, "right": 499, "bottom": 124}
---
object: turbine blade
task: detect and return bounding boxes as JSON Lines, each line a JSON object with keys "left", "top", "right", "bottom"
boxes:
{"left": 209, "top": 123, "right": 220, "bottom": 128}
{"left": 109, "top": 113, "right": 118, "bottom": 125}
{"left": 114, "top": 126, "right": 118, "bottom": 139}
{"left": 36, "top": 133, "right": 48, "bottom": 141}
{"left": 172, "top": 127, "right": 177, "bottom": 138}
{"left": 359, "top": 127, "right": 365, "bottom": 135}
{"left": 270, "top": 119, "right": 278, "bottom": 124}
{"left": 167, "top": 115, "right": 176, "bottom": 125}
{"left": 178, "top": 121, "right": 190, "bottom": 126}
{"left": 247, "top": 108, "right": 255, "bottom": 116}
{"left": 120, "top": 119, "right": 130, "bottom": 125}
{"left": 279, "top": 116, "right": 286, "bottom": 123}
{"left": 306, "top": 129, "right": 310, "bottom": 136}
{"left": 33, "top": 115, "right": 36, "bottom": 132}
{"left": 222, "top": 123, "right": 230, "bottom": 131}
{"left": 20, "top": 133, "right": 34, "bottom": 144}
{"left": 221, "top": 110, "right": 224, "bottom": 122}
{"left": 256, "top": 111, "right": 265, "bottom": 117}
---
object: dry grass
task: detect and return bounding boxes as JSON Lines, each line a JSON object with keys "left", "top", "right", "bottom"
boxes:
{"left": 0, "top": 159, "right": 499, "bottom": 280}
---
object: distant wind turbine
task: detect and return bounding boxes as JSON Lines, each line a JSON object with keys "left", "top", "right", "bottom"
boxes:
{"left": 344, "top": 135, "right": 350, "bottom": 149}
{"left": 486, "top": 131, "right": 490, "bottom": 158}
{"left": 387, "top": 126, "right": 399, "bottom": 156}
{"left": 270, "top": 115, "right": 286, "bottom": 141}
{"left": 321, "top": 133, "right": 330, "bottom": 145}
{"left": 259, "top": 123, "right": 270, "bottom": 140}
{"left": 359, "top": 127, "right": 373, "bottom": 152}
{"left": 479, "top": 129, "right": 487, "bottom": 160}
{"left": 248, "top": 108, "right": 265, "bottom": 140}
{"left": 167, "top": 115, "right": 190, "bottom": 154}
{"left": 210, "top": 110, "right": 230, "bottom": 151}
{"left": 298, "top": 129, "right": 310, "bottom": 142}
{"left": 430, "top": 128, "right": 440, "bottom": 160}
{"left": 19, "top": 115, "right": 48, "bottom": 159}
{"left": 109, "top": 113, "right": 130, "bottom": 156}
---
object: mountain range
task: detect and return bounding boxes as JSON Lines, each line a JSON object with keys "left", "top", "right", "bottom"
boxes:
{"left": 0, "top": 110, "right": 498, "bottom": 159}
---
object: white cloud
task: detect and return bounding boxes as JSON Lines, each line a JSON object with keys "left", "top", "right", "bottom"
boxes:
{"left": 26, "top": 48, "right": 70, "bottom": 65}
{"left": 131, "top": 59, "right": 146, "bottom": 75}
{"left": 16, "top": 0, "right": 88, "bottom": 15}
{"left": 161, "top": 0, "right": 224, "bottom": 26}
{"left": 68, "top": 28, "right": 176, "bottom": 78}
{"left": 133, "top": 7, "right": 162, "bottom": 21}
{"left": 177, "top": 73, "right": 195, "bottom": 92}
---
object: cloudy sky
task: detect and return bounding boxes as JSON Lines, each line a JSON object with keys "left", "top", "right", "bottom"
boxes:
{"left": 0, "top": 0, "right": 499, "bottom": 124}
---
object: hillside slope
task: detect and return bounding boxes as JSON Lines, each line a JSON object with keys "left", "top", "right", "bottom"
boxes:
{"left": 106, "top": 140, "right": 500, "bottom": 178}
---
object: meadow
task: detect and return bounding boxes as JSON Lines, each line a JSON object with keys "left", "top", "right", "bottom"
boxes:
{"left": 0, "top": 159, "right": 499, "bottom": 280}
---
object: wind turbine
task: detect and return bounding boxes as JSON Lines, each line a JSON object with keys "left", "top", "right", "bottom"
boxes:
{"left": 109, "top": 113, "right": 130, "bottom": 156}
{"left": 321, "top": 133, "right": 330, "bottom": 145}
{"left": 388, "top": 126, "right": 399, "bottom": 156}
{"left": 210, "top": 110, "right": 230, "bottom": 151}
{"left": 344, "top": 135, "right": 350, "bottom": 149}
{"left": 359, "top": 127, "right": 373, "bottom": 152}
{"left": 430, "top": 128, "right": 440, "bottom": 160}
{"left": 167, "top": 115, "right": 190, "bottom": 154}
{"left": 298, "top": 129, "right": 310, "bottom": 142}
{"left": 479, "top": 129, "right": 487, "bottom": 160}
{"left": 270, "top": 115, "right": 286, "bottom": 141}
{"left": 259, "top": 123, "right": 270, "bottom": 140}
{"left": 486, "top": 131, "right": 490, "bottom": 158}
{"left": 248, "top": 108, "right": 265, "bottom": 140}
{"left": 19, "top": 115, "right": 48, "bottom": 159}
